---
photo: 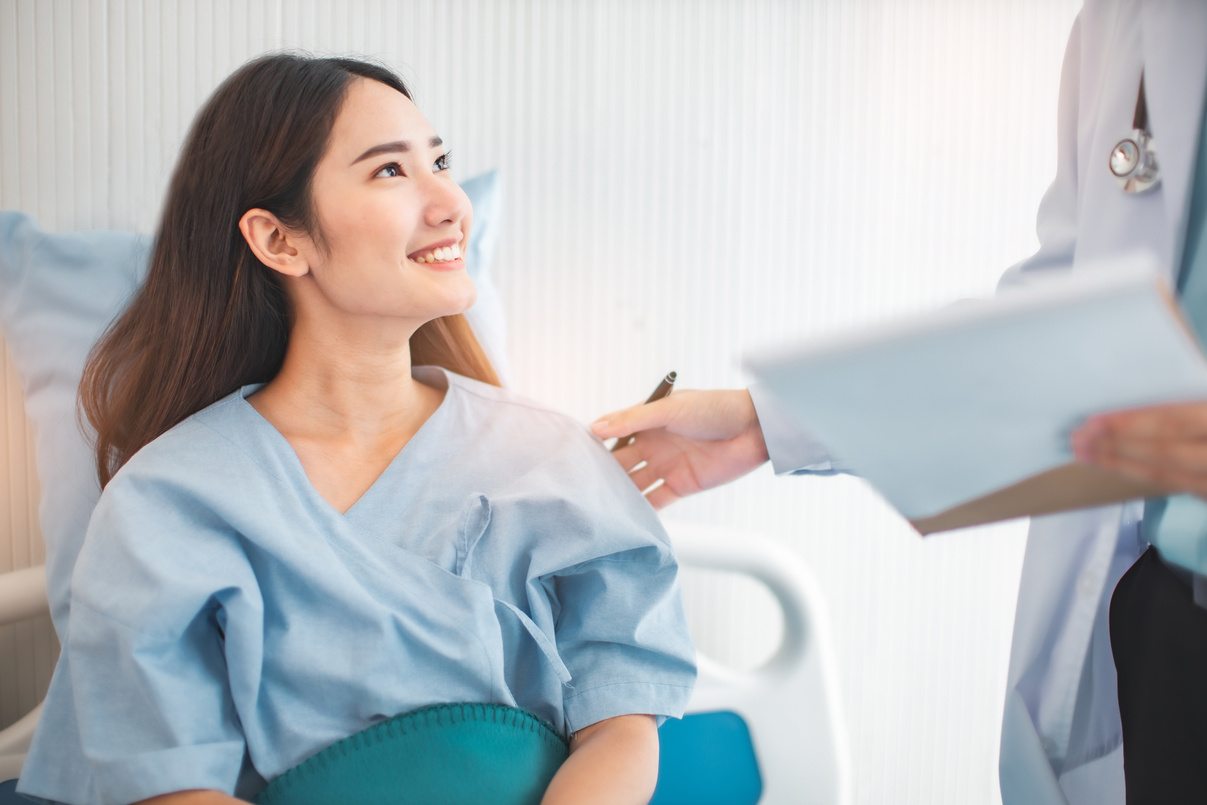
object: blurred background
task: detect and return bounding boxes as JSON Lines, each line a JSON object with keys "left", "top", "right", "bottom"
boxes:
{"left": 0, "top": 1, "right": 1082, "bottom": 802}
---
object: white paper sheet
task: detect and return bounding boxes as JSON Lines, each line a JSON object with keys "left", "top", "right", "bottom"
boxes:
{"left": 743, "top": 259, "right": 1207, "bottom": 520}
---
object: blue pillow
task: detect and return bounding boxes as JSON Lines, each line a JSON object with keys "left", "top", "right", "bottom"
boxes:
{"left": 459, "top": 171, "right": 510, "bottom": 381}
{"left": 0, "top": 171, "right": 506, "bottom": 638}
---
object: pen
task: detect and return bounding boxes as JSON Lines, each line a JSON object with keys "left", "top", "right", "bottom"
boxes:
{"left": 611, "top": 371, "right": 676, "bottom": 452}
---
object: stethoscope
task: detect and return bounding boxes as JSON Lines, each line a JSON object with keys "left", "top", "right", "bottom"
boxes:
{"left": 1109, "top": 71, "right": 1161, "bottom": 193}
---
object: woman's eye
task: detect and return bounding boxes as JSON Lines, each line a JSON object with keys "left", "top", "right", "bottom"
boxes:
{"left": 434, "top": 152, "right": 451, "bottom": 172}
{"left": 373, "top": 162, "right": 402, "bottom": 179}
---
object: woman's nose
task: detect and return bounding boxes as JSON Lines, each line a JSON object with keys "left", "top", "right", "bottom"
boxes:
{"left": 423, "top": 175, "right": 472, "bottom": 228}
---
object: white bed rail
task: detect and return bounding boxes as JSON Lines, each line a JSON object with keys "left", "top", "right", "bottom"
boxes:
{"left": 666, "top": 521, "right": 851, "bottom": 805}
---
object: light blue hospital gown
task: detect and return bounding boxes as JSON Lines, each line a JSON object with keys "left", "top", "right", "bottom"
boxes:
{"left": 18, "top": 367, "right": 697, "bottom": 805}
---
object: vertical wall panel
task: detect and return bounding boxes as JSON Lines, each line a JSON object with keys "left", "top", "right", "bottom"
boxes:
{"left": 0, "top": 2, "right": 1083, "bottom": 801}
{"left": 0, "top": 1, "right": 18, "bottom": 206}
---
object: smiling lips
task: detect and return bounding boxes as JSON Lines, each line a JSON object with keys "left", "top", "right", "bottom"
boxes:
{"left": 410, "top": 243, "right": 462, "bottom": 264}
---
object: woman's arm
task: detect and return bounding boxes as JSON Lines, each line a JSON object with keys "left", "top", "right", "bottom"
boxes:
{"left": 540, "top": 714, "right": 660, "bottom": 805}
{"left": 134, "top": 791, "right": 243, "bottom": 805}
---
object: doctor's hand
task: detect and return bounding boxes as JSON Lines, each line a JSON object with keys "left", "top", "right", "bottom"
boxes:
{"left": 1072, "top": 401, "right": 1207, "bottom": 499}
{"left": 591, "top": 389, "right": 769, "bottom": 509}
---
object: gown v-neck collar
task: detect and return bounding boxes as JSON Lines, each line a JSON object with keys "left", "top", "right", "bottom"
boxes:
{"left": 234, "top": 366, "right": 454, "bottom": 520}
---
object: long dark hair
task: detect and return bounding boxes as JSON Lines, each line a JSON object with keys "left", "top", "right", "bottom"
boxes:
{"left": 81, "top": 53, "right": 499, "bottom": 487}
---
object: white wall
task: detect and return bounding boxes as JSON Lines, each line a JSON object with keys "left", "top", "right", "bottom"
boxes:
{"left": 0, "top": 1, "right": 1082, "bottom": 802}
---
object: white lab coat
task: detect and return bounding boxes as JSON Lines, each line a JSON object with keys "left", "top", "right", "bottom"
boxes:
{"left": 998, "top": 2, "right": 1207, "bottom": 803}
{"left": 751, "top": 2, "right": 1207, "bottom": 802}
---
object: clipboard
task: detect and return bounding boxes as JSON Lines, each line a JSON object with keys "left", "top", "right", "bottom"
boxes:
{"left": 743, "top": 259, "right": 1207, "bottom": 535}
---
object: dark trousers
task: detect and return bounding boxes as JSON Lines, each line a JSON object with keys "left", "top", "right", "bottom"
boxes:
{"left": 1110, "top": 545, "right": 1207, "bottom": 803}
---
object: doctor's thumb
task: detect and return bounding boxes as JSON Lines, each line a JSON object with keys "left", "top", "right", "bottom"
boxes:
{"left": 591, "top": 398, "right": 678, "bottom": 440}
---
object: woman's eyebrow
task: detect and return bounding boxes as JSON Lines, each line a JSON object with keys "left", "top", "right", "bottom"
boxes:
{"left": 351, "top": 136, "right": 443, "bottom": 166}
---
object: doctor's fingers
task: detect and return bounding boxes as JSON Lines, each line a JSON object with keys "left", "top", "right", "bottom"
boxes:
{"left": 629, "top": 457, "right": 705, "bottom": 498}
{"left": 592, "top": 397, "right": 680, "bottom": 441}
{"left": 644, "top": 482, "right": 682, "bottom": 511}
{"left": 611, "top": 440, "right": 655, "bottom": 474}
{"left": 1084, "top": 402, "right": 1207, "bottom": 441}
{"left": 1083, "top": 424, "right": 1207, "bottom": 466}
{"left": 626, "top": 461, "right": 663, "bottom": 493}
{"left": 1089, "top": 439, "right": 1207, "bottom": 489}
{"left": 610, "top": 440, "right": 679, "bottom": 503}
{"left": 594, "top": 390, "right": 760, "bottom": 443}
{"left": 1091, "top": 453, "right": 1207, "bottom": 498}
{"left": 632, "top": 460, "right": 696, "bottom": 512}
{"left": 615, "top": 438, "right": 688, "bottom": 490}
{"left": 614, "top": 439, "right": 705, "bottom": 509}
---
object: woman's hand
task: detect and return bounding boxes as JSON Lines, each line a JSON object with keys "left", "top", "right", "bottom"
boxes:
{"left": 540, "top": 714, "right": 659, "bottom": 805}
{"left": 134, "top": 791, "right": 243, "bottom": 805}
{"left": 1072, "top": 401, "right": 1207, "bottom": 498}
{"left": 591, "top": 390, "right": 770, "bottom": 509}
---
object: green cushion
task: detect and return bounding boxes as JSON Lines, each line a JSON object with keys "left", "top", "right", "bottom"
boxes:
{"left": 254, "top": 703, "right": 568, "bottom": 805}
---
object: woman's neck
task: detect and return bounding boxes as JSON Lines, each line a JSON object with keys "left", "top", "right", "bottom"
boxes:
{"left": 246, "top": 316, "right": 446, "bottom": 514}
{"left": 250, "top": 314, "right": 440, "bottom": 446}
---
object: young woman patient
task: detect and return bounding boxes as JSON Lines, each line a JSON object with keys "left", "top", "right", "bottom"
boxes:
{"left": 17, "top": 54, "right": 695, "bottom": 805}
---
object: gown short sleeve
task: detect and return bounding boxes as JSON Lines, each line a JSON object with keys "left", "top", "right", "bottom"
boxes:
{"left": 20, "top": 420, "right": 264, "bottom": 804}
{"left": 455, "top": 390, "right": 698, "bottom": 735}
{"left": 551, "top": 541, "right": 696, "bottom": 732}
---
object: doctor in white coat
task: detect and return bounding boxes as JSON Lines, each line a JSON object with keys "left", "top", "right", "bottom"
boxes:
{"left": 592, "top": 2, "right": 1207, "bottom": 802}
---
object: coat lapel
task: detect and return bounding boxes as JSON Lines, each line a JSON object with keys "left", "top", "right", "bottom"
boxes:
{"left": 1140, "top": 0, "right": 1207, "bottom": 267}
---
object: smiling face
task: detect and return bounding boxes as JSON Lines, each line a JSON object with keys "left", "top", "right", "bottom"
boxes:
{"left": 290, "top": 77, "right": 476, "bottom": 333}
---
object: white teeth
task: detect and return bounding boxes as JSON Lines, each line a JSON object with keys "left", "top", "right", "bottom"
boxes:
{"left": 414, "top": 243, "right": 462, "bottom": 264}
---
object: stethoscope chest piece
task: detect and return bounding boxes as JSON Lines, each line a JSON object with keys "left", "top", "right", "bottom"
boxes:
{"left": 1110, "top": 128, "right": 1160, "bottom": 193}
{"left": 1111, "top": 72, "right": 1161, "bottom": 194}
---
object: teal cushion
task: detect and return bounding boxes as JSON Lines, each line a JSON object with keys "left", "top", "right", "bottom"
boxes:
{"left": 253, "top": 703, "right": 567, "bottom": 805}
{"left": 0, "top": 171, "right": 505, "bottom": 637}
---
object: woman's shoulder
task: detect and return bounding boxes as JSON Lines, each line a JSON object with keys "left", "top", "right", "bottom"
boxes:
{"left": 105, "top": 386, "right": 265, "bottom": 494}
{"left": 77, "top": 391, "right": 262, "bottom": 621}
{"left": 437, "top": 368, "right": 599, "bottom": 444}
{"left": 434, "top": 368, "right": 662, "bottom": 523}
{"left": 438, "top": 368, "right": 564, "bottom": 413}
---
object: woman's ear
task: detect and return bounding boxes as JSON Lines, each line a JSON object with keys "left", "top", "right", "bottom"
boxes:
{"left": 239, "top": 209, "right": 310, "bottom": 278}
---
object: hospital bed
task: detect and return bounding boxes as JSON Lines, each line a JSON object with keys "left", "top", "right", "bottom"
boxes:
{"left": 0, "top": 191, "right": 849, "bottom": 802}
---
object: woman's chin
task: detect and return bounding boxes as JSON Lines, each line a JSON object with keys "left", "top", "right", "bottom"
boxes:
{"left": 425, "top": 284, "right": 478, "bottom": 321}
